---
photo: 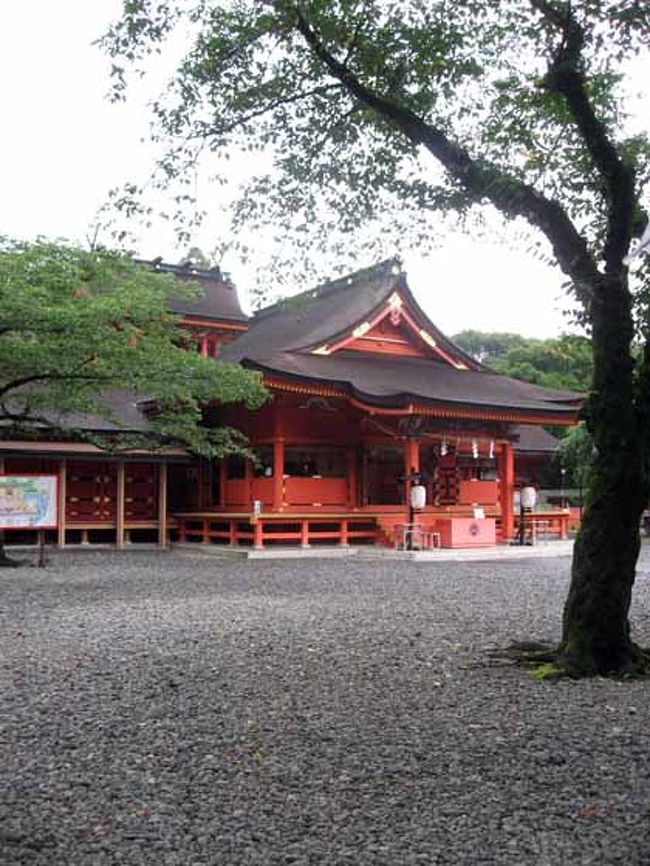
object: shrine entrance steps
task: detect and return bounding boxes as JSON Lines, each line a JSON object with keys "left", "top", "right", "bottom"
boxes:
{"left": 174, "top": 540, "right": 575, "bottom": 561}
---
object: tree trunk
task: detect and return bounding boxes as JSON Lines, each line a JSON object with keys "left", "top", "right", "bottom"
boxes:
{"left": 560, "top": 275, "right": 647, "bottom": 675}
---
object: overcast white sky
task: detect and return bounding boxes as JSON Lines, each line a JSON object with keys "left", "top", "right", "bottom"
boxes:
{"left": 1, "top": 1, "right": 647, "bottom": 338}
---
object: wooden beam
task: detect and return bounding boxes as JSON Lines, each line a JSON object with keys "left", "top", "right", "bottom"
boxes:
{"left": 361, "top": 447, "right": 369, "bottom": 506}
{"left": 498, "top": 443, "right": 515, "bottom": 541}
{"left": 272, "top": 438, "right": 285, "bottom": 511}
{"left": 272, "top": 404, "right": 286, "bottom": 513}
{"left": 158, "top": 462, "right": 168, "bottom": 549}
{"left": 116, "top": 461, "right": 125, "bottom": 548}
{"left": 404, "top": 439, "right": 420, "bottom": 503}
{"left": 219, "top": 458, "right": 227, "bottom": 508}
{"left": 347, "top": 446, "right": 357, "bottom": 509}
{"left": 57, "top": 459, "right": 67, "bottom": 548}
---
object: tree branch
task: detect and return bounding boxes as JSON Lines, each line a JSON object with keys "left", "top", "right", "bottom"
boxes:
{"left": 0, "top": 372, "right": 112, "bottom": 400}
{"left": 198, "top": 83, "right": 343, "bottom": 139}
{"left": 292, "top": 5, "right": 600, "bottom": 299}
{"left": 530, "top": 0, "right": 637, "bottom": 269}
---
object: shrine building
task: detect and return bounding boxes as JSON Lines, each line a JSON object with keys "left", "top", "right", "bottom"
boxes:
{"left": 0, "top": 259, "right": 582, "bottom": 550}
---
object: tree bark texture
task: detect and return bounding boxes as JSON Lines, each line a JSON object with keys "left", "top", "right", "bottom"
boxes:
{"left": 561, "top": 276, "right": 648, "bottom": 674}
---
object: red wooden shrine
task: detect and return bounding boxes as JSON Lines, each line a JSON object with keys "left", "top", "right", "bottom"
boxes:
{"left": 1, "top": 259, "right": 582, "bottom": 549}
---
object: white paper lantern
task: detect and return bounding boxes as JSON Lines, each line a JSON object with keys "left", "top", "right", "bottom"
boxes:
{"left": 410, "top": 484, "right": 426, "bottom": 510}
{"left": 521, "top": 486, "right": 537, "bottom": 509}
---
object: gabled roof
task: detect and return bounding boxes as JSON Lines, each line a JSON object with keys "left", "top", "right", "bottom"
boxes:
{"left": 227, "top": 258, "right": 481, "bottom": 369}
{"left": 222, "top": 260, "right": 583, "bottom": 424}
{"left": 135, "top": 259, "right": 248, "bottom": 324}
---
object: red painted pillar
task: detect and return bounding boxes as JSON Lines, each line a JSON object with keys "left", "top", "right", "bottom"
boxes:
{"left": 347, "top": 446, "right": 357, "bottom": 510}
{"left": 272, "top": 438, "right": 285, "bottom": 512}
{"left": 403, "top": 439, "right": 420, "bottom": 502}
{"left": 219, "top": 459, "right": 227, "bottom": 508}
{"left": 244, "top": 458, "right": 253, "bottom": 510}
{"left": 199, "top": 334, "right": 208, "bottom": 358}
{"left": 498, "top": 442, "right": 515, "bottom": 541}
{"left": 253, "top": 518, "right": 263, "bottom": 549}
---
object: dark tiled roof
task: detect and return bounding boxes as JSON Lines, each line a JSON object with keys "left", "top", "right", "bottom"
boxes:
{"left": 54, "top": 391, "right": 154, "bottom": 432}
{"left": 239, "top": 351, "right": 581, "bottom": 417}
{"left": 0, "top": 391, "right": 153, "bottom": 433}
{"left": 513, "top": 425, "right": 561, "bottom": 453}
{"left": 135, "top": 259, "right": 248, "bottom": 323}
{"left": 226, "top": 259, "right": 482, "bottom": 369}
{"left": 222, "top": 260, "right": 583, "bottom": 420}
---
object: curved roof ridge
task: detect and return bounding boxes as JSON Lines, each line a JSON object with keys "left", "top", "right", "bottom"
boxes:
{"left": 252, "top": 257, "right": 401, "bottom": 322}
{"left": 287, "top": 266, "right": 484, "bottom": 372}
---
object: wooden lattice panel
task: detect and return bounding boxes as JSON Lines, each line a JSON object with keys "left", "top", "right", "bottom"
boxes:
{"left": 436, "top": 453, "right": 459, "bottom": 505}
{"left": 124, "top": 463, "right": 158, "bottom": 521}
{"left": 66, "top": 461, "right": 117, "bottom": 523}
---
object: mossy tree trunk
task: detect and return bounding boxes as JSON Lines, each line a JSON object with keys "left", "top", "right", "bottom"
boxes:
{"left": 560, "top": 275, "right": 649, "bottom": 675}
{"left": 291, "top": 4, "right": 650, "bottom": 676}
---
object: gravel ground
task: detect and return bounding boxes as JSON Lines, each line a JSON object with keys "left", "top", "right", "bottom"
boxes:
{"left": 2, "top": 545, "right": 650, "bottom": 866}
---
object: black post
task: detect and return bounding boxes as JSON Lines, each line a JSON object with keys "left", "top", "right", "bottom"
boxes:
{"left": 404, "top": 467, "right": 420, "bottom": 550}
{"left": 37, "top": 530, "right": 46, "bottom": 568}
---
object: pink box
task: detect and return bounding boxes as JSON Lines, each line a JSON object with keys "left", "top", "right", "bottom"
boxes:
{"left": 435, "top": 517, "right": 496, "bottom": 548}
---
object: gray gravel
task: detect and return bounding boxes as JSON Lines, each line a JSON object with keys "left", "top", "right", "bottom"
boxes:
{"left": 2, "top": 545, "right": 650, "bottom": 866}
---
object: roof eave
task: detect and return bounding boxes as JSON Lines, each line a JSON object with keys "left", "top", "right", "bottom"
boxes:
{"left": 243, "top": 362, "right": 581, "bottom": 425}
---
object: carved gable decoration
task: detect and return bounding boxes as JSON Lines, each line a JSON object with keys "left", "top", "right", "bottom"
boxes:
{"left": 346, "top": 314, "right": 428, "bottom": 358}
{"left": 312, "top": 291, "right": 469, "bottom": 369}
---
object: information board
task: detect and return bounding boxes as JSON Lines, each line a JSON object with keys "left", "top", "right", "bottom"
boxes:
{"left": 0, "top": 475, "right": 58, "bottom": 529}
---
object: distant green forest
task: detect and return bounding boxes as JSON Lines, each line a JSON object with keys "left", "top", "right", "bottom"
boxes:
{"left": 452, "top": 331, "right": 592, "bottom": 393}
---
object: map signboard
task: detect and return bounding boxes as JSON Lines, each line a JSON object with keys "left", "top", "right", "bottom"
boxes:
{"left": 0, "top": 475, "right": 58, "bottom": 529}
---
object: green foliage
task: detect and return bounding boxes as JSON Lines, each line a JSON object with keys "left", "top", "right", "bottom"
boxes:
{"left": 0, "top": 240, "right": 267, "bottom": 456}
{"left": 558, "top": 423, "right": 594, "bottom": 491}
{"left": 101, "top": 1, "right": 649, "bottom": 305}
{"left": 453, "top": 330, "right": 593, "bottom": 391}
{"left": 492, "top": 335, "right": 593, "bottom": 392}
{"left": 452, "top": 330, "right": 532, "bottom": 365}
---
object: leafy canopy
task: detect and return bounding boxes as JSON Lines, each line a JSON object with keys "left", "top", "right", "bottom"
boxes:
{"left": 453, "top": 330, "right": 593, "bottom": 391}
{"left": 0, "top": 240, "right": 267, "bottom": 456}
{"left": 102, "top": 0, "right": 650, "bottom": 306}
{"left": 451, "top": 331, "right": 531, "bottom": 366}
{"left": 558, "top": 422, "right": 593, "bottom": 490}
